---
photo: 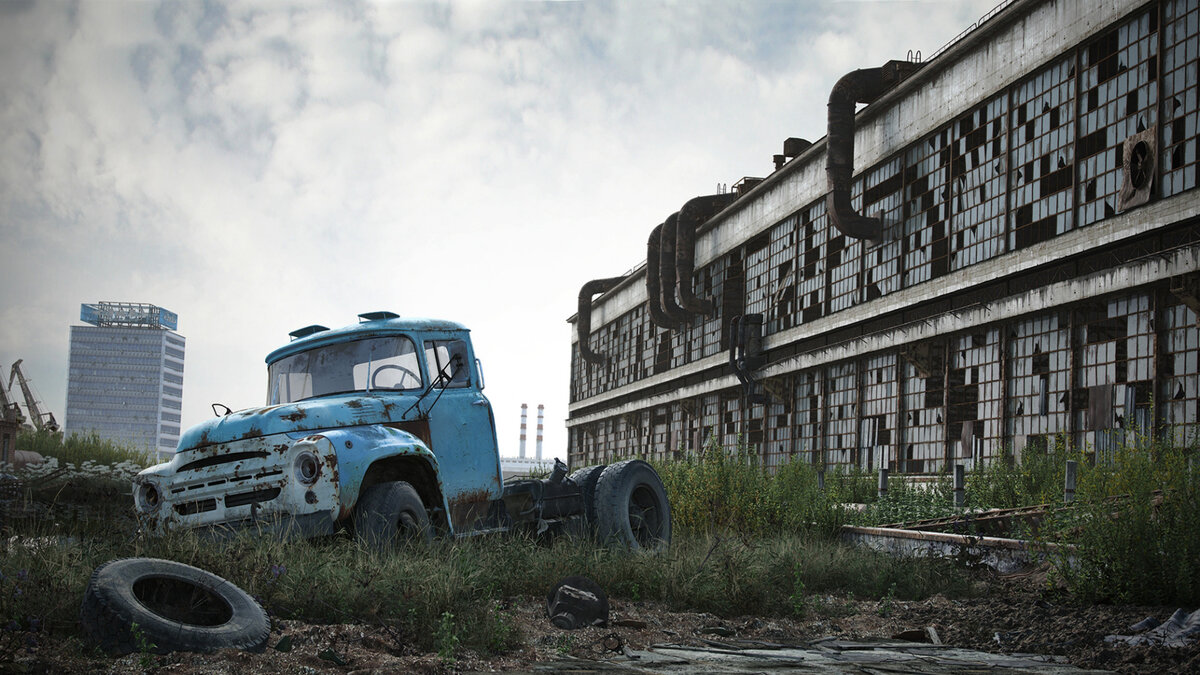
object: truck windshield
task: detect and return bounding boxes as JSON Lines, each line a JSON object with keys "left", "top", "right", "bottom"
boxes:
{"left": 267, "top": 336, "right": 423, "bottom": 405}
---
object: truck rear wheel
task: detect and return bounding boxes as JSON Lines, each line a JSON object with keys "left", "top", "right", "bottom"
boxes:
{"left": 568, "top": 464, "right": 606, "bottom": 530}
{"left": 594, "top": 460, "right": 671, "bottom": 550}
{"left": 354, "top": 481, "right": 432, "bottom": 551}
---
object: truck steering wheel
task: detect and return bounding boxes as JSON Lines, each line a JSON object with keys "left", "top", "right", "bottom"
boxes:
{"left": 371, "top": 364, "right": 420, "bottom": 390}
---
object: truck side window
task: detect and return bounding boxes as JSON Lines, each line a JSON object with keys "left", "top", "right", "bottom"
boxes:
{"left": 424, "top": 339, "right": 470, "bottom": 388}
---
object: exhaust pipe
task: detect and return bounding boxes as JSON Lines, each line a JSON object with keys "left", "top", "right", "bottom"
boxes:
{"left": 676, "top": 193, "right": 738, "bottom": 316}
{"left": 825, "top": 67, "right": 889, "bottom": 241}
{"left": 577, "top": 276, "right": 627, "bottom": 365}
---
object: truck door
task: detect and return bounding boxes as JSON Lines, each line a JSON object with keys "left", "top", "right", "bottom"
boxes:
{"left": 422, "top": 337, "right": 504, "bottom": 532}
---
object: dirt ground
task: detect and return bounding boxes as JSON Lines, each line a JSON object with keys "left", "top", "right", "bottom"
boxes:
{"left": 8, "top": 566, "right": 1199, "bottom": 674}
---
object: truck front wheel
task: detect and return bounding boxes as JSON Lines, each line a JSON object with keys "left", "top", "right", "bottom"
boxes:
{"left": 594, "top": 460, "right": 671, "bottom": 550}
{"left": 354, "top": 481, "right": 432, "bottom": 550}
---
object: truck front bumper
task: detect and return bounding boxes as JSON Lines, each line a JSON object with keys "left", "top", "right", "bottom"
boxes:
{"left": 133, "top": 434, "right": 342, "bottom": 535}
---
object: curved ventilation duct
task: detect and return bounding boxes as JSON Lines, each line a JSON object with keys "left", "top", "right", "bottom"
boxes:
{"left": 577, "top": 276, "right": 628, "bottom": 365}
{"left": 646, "top": 222, "right": 675, "bottom": 328}
{"left": 676, "top": 193, "right": 738, "bottom": 316}
{"left": 826, "top": 61, "right": 923, "bottom": 241}
{"left": 659, "top": 212, "right": 690, "bottom": 325}
{"left": 825, "top": 67, "right": 889, "bottom": 241}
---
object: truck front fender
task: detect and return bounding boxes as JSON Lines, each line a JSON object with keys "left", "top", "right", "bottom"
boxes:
{"left": 304, "top": 426, "right": 446, "bottom": 525}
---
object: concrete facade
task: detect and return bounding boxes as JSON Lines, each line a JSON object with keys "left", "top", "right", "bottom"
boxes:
{"left": 567, "top": 0, "right": 1200, "bottom": 473}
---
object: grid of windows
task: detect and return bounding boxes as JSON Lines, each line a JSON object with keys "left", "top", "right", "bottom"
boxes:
{"left": 571, "top": 286, "right": 1200, "bottom": 473}
{"left": 1076, "top": 9, "right": 1159, "bottom": 227}
{"left": 863, "top": 157, "right": 905, "bottom": 300}
{"left": 745, "top": 219, "right": 800, "bottom": 333}
{"left": 797, "top": 204, "right": 828, "bottom": 326}
{"left": 1010, "top": 57, "right": 1076, "bottom": 249}
{"left": 1161, "top": 296, "right": 1200, "bottom": 445}
{"left": 1006, "top": 313, "right": 1070, "bottom": 444}
{"left": 824, "top": 363, "right": 857, "bottom": 466}
{"left": 860, "top": 353, "right": 898, "bottom": 471}
{"left": 950, "top": 94, "right": 1009, "bottom": 269}
{"left": 1161, "top": 0, "right": 1200, "bottom": 196}
{"left": 905, "top": 129, "right": 952, "bottom": 284}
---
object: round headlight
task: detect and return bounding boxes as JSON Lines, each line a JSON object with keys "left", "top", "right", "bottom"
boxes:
{"left": 137, "top": 483, "right": 161, "bottom": 512}
{"left": 294, "top": 451, "right": 320, "bottom": 485}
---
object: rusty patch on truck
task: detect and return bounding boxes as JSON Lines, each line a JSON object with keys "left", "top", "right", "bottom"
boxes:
{"left": 179, "top": 450, "right": 269, "bottom": 473}
{"left": 240, "top": 427, "right": 264, "bottom": 439}
{"left": 344, "top": 399, "right": 364, "bottom": 409}
{"left": 281, "top": 409, "right": 307, "bottom": 422}
{"left": 449, "top": 488, "right": 493, "bottom": 531}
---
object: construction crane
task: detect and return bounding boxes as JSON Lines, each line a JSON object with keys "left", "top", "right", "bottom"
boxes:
{"left": 0, "top": 364, "right": 25, "bottom": 427}
{"left": 8, "top": 360, "right": 58, "bottom": 433}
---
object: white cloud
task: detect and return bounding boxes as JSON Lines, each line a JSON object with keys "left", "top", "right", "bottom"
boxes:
{"left": 0, "top": 0, "right": 998, "bottom": 461}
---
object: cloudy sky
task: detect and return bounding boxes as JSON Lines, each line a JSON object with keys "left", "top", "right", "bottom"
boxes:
{"left": 0, "top": 0, "right": 998, "bottom": 461}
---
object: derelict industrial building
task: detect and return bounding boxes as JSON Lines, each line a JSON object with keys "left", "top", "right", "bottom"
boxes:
{"left": 567, "top": 0, "right": 1200, "bottom": 474}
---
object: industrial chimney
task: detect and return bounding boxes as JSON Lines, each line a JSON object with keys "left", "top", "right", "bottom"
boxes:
{"left": 536, "top": 404, "right": 545, "bottom": 461}
{"left": 519, "top": 403, "right": 528, "bottom": 458}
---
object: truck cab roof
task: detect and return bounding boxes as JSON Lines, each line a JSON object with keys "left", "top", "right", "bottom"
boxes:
{"left": 266, "top": 314, "right": 470, "bottom": 365}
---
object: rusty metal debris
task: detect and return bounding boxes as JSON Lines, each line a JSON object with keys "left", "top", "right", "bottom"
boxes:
{"left": 1105, "top": 608, "right": 1200, "bottom": 648}
{"left": 547, "top": 576, "right": 609, "bottom": 630}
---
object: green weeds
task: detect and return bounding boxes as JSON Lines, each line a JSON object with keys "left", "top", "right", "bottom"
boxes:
{"left": 14, "top": 429, "right": 155, "bottom": 469}
{"left": 1047, "top": 435, "right": 1200, "bottom": 605}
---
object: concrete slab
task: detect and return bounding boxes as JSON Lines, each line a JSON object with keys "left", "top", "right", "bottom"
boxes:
{"left": 492, "top": 638, "right": 1110, "bottom": 673}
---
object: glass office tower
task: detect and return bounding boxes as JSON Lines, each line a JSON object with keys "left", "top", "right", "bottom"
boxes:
{"left": 65, "top": 302, "right": 185, "bottom": 454}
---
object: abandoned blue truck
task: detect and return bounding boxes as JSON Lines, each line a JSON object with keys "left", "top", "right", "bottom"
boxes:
{"left": 131, "top": 312, "right": 671, "bottom": 550}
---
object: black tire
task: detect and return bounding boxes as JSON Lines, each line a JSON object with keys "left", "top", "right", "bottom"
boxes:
{"left": 594, "top": 459, "right": 672, "bottom": 550}
{"left": 354, "top": 480, "right": 432, "bottom": 550}
{"left": 79, "top": 558, "right": 269, "bottom": 655}
{"left": 568, "top": 464, "right": 606, "bottom": 529}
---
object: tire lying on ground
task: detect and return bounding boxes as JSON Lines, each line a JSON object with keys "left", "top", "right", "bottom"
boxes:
{"left": 567, "top": 464, "right": 606, "bottom": 530}
{"left": 593, "top": 459, "right": 671, "bottom": 550}
{"left": 79, "top": 558, "right": 270, "bottom": 655}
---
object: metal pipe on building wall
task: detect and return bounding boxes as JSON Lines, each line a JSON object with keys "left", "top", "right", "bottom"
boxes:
{"left": 577, "top": 276, "right": 628, "bottom": 365}
{"left": 646, "top": 223, "right": 675, "bottom": 328}
{"left": 826, "top": 67, "right": 889, "bottom": 242}
{"left": 659, "top": 212, "right": 690, "bottom": 324}
{"left": 676, "top": 193, "right": 738, "bottom": 316}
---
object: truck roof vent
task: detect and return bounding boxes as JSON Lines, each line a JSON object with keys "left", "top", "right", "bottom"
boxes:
{"left": 358, "top": 311, "right": 400, "bottom": 323}
{"left": 289, "top": 325, "right": 330, "bottom": 341}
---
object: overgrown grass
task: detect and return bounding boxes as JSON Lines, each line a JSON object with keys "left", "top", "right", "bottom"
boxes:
{"left": 1047, "top": 434, "right": 1200, "bottom": 605}
{"left": 0, "top": 525, "right": 977, "bottom": 659}
{"left": 655, "top": 436, "right": 858, "bottom": 536}
{"left": 965, "top": 435, "right": 1088, "bottom": 510}
{"left": 4, "top": 423, "right": 1199, "bottom": 662}
{"left": 14, "top": 429, "right": 154, "bottom": 469}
